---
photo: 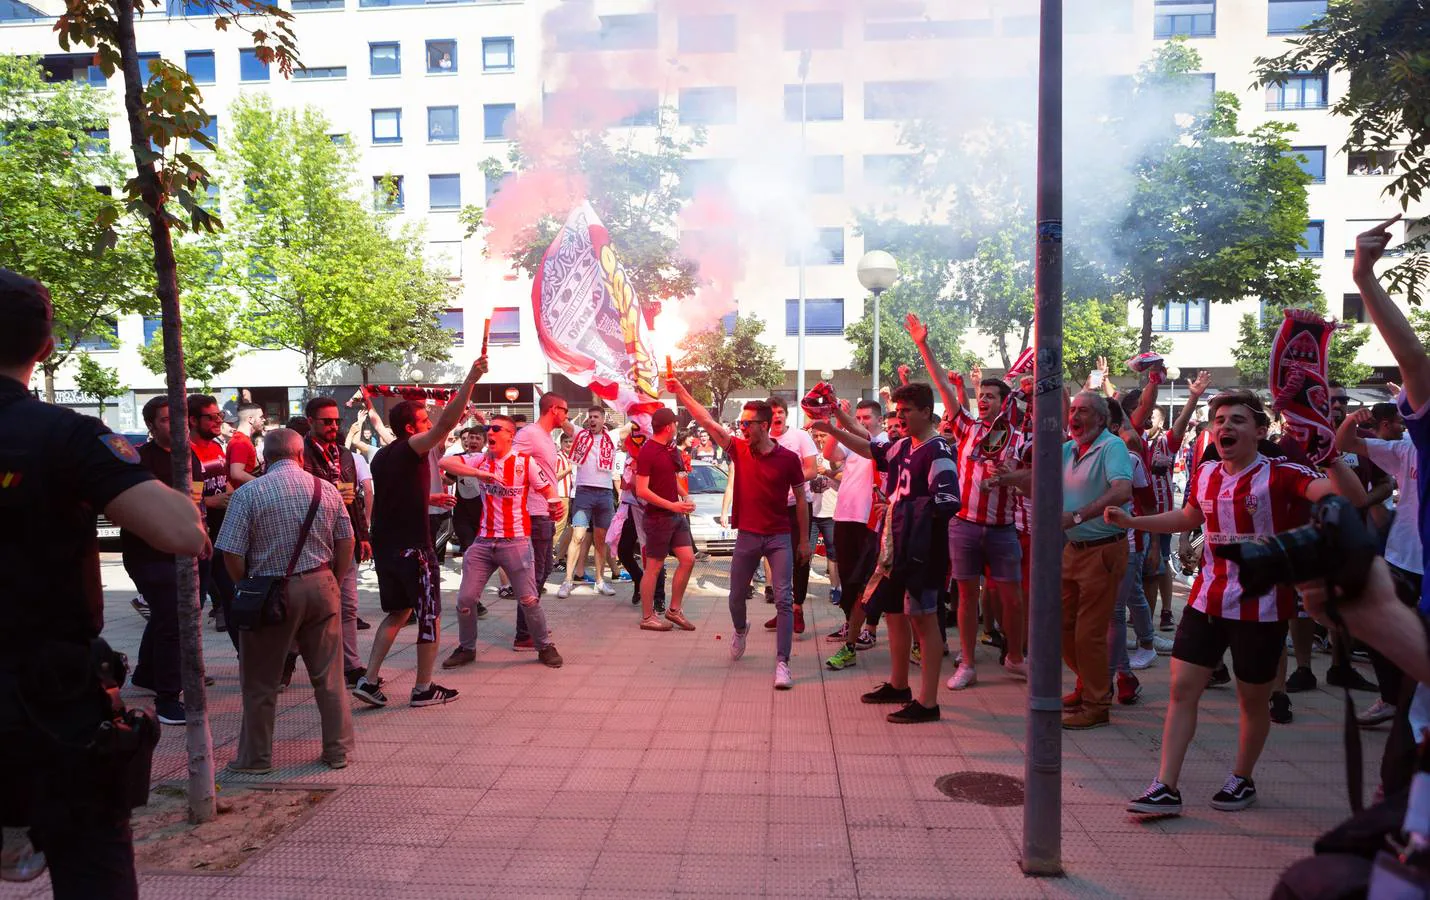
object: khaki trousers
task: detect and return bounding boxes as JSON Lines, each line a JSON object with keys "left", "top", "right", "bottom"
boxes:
{"left": 1061, "top": 540, "right": 1129, "bottom": 714}
{"left": 236, "top": 569, "right": 354, "bottom": 767}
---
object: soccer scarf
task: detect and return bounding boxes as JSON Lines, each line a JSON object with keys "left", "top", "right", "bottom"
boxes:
{"left": 1269, "top": 308, "right": 1338, "bottom": 465}
{"left": 572, "top": 428, "right": 615, "bottom": 469}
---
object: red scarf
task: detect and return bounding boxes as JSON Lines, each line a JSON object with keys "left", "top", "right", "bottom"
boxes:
{"left": 572, "top": 429, "right": 615, "bottom": 469}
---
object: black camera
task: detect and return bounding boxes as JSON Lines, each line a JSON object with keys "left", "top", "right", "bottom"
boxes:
{"left": 1213, "top": 495, "right": 1381, "bottom": 601}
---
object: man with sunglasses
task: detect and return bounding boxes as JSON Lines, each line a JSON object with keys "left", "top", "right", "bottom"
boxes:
{"left": 511, "top": 393, "right": 572, "bottom": 648}
{"left": 669, "top": 379, "right": 810, "bottom": 689}
{"left": 189, "top": 393, "right": 238, "bottom": 652}
{"left": 303, "top": 396, "right": 373, "bottom": 687}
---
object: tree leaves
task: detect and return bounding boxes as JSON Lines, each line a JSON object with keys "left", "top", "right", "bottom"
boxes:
{"left": 676, "top": 316, "right": 785, "bottom": 417}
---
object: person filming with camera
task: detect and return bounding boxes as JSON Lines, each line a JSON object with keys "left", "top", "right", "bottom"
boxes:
{"left": 1105, "top": 390, "right": 1363, "bottom": 817}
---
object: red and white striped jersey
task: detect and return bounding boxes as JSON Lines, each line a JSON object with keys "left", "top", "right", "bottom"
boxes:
{"left": 1147, "top": 432, "right": 1177, "bottom": 514}
{"left": 1187, "top": 456, "right": 1319, "bottom": 622}
{"left": 476, "top": 451, "right": 551, "bottom": 540}
{"left": 949, "top": 407, "right": 1025, "bottom": 526}
{"left": 1126, "top": 451, "right": 1153, "bottom": 554}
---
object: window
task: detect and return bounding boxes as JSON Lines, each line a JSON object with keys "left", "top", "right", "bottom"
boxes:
{"left": 785, "top": 10, "right": 842, "bottom": 50}
{"left": 482, "top": 37, "right": 514, "bottom": 71}
{"left": 864, "top": 81, "right": 938, "bottom": 120}
{"left": 370, "top": 42, "right": 400, "bottom": 77}
{"left": 429, "top": 174, "right": 460, "bottom": 210}
{"left": 427, "top": 106, "right": 458, "bottom": 142}
{"left": 678, "top": 14, "right": 736, "bottom": 53}
{"left": 1346, "top": 218, "right": 1405, "bottom": 257}
{"left": 426, "top": 39, "right": 456, "bottom": 74}
{"left": 678, "top": 87, "right": 736, "bottom": 125}
{"left": 489, "top": 307, "right": 520, "bottom": 344}
{"left": 1299, "top": 221, "right": 1324, "bottom": 257}
{"left": 136, "top": 52, "right": 160, "bottom": 81}
{"left": 1268, "top": 0, "right": 1326, "bottom": 34}
{"left": 864, "top": 154, "right": 915, "bottom": 185}
{"left": 1187, "top": 73, "right": 1216, "bottom": 111}
{"left": 166, "top": 0, "right": 216, "bottom": 15}
{"left": 1152, "top": 299, "right": 1209, "bottom": 333}
{"left": 599, "top": 14, "right": 657, "bottom": 50}
{"left": 373, "top": 174, "right": 403, "bottom": 211}
{"left": 201, "top": 181, "right": 220, "bottom": 213}
{"left": 291, "top": 0, "right": 343, "bottom": 9}
{"left": 75, "top": 319, "right": 119, "bottom": 351}
{"left": 185, "top": 50, "right": 215, "bottom": 84}
{"left": 1266, "top": 73, "right": 1327, "bottom": 110}
{"left": 371, "top": 109, "right": 402, "bottom": 144}
{"left": 142, "top": 315, "right": 162, "bottom": 346}
{"left": 720, "top": 312, "right": 737, "bottom": 336}
{"left": 1287, "top": 146, "right": 1326, "bottom": 182}
{"left": 238, "top": 48, "right": 269, "bottom": 82}
{"left": 1349, "top": 150, "right": 1396, "bottom": 176}
{"left": 1343, "top": 293, "right": 1366, "bottom": 324}
{"left": 438, "top": 309, "right": 464, "bottom": 344}
{"left": 865, "top": 16, "right": 993, "bottom": 40}
{"left": 1154, "top": 0, "right": 1214, "bottom": 38}
{"left": 784, "top": 84, "right": 843, "bottom": 122}
{"left": 785, "top": 298, "right": 844, "bottom": 336}
{"left": 679, "top": 158, "right": 732, "bottom": 196}
{"left": 787, "top": 228, "right": 845, "bottom": 266}
{"left": 483, "top": 103, "right": 515, "bottom": 140}
{"left": 293, "top": 65, "right": 347, "bottom": 80}
{"left": 428, "top": 241, "right": 462, "bottom": 277}
{"left": 616, "top": 90, "right": 659, "bottom": 127}
{"left": 190, "top": 115, "right": 217, "bottom": 152}
{"left": 808, "top": 155, "right": 843, "bottom": 194}
{"left": 485, "top": 170, "right": 511, "bottom": 203}
{"left": 84, "top": 128, "right": 110, "bottom": 152}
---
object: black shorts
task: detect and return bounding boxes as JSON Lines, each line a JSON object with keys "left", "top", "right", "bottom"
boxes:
{"left": 642, "top": 514, "right": 693, "bottom": 559}
{"left": 374, "top": 545, "right": 441, "bottom": 644}
{"left": 1172, "top": 606, "right": 1287, "bottom": 685}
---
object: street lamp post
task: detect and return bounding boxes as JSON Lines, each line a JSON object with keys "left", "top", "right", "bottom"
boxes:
{"left": 795, "top": 49, "right": 811, "bottom": 426}
{"left": 1166, "top": 366, "right": 1182, "bottom": 430}
{"left": 857, "top": 251, "right": 898, "bottom": 400}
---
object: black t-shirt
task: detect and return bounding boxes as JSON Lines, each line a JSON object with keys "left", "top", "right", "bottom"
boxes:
{"left": 636, "top": 440, "right": 683, "bottom": 519}
{"left": 121, "top": 440, "right": 175, "bottom": 565}
{"left": 370, "top": 436, "right": 432, "bottom": 554}
{"left": 0, "top": 377, "right": 153, "bottom": 641}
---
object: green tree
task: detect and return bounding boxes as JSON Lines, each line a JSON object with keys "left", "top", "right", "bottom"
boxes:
{"left": 462, "top": 106, "right": 704, "bottom": 309}
{"left": 1257, "top": 0, "right": 1430, "bottom": 303}
{"left": 955, "top": 224, "right": 1035, "bottom": 369}
{"left": 215, "top": 95, "right": 454, "bottom": 393}
{"left": 73, "top": 353, "right": 126, "bottom": 419}
{"left": 54, "top": 0, "right": 299, "bottom": 825}
{"left": 136, "top": 292, "right": 238, "bottom": 390}
{"left": 1104, "top": 41, "right": 1321, "bottom": 351}
{"left": 0, "top": 55, "right": 157, "bottom": 402}
{"left": 1060, "top": 297, "right": 1166, "bottom": 385}
{"left": 675, "top": 316, "right": 785, "bottom": 419}
{"left": 1233, "top": 297, "right": 1375, "bottom": 388}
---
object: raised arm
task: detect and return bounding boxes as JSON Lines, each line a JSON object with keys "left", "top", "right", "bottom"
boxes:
{"left": 1168, "top": 370, "right": 1210, "bottom": 451}
{"left": 808, "top": 418, "right": 872, "bottom": 459}
{"left": 410, "top": 356, "right": 486, "bottom": 457}
{"left": 832, "top": 398, "right": 869, "bottom": 440}
{"left": 1336, "top": 408, "right": 1371, "bottom": 459}
{"left": 904, "top": 314, "right": 961, "bottom": 416}
{"left": 1130, "top": 369, "right": 1162, "bottom": 431}
{"left": 1355, "top": 215, "right": 1430, "bottom": 411}
{"left": 667, "top": 377, "right": 733, "bottom": 450}
{"left": 362, "top": 393, "right": 397, "bottom": 445}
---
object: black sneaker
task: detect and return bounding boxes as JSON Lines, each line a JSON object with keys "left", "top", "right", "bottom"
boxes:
{"left": 476, "top": 603, "right": 489, "bottom": 618}
{"left": 861, "top": 682, "right": 913, "bottom": 705}
{"left": 279, "top": 652, "right": 298, "bottom": 690}
{"left": 1270, "top": 691, "right": 1292, "bottom": 725}
{"left": 356, "top": 617, "right": 372, "bottom": 631}
{"left": 1326, "top": 665, "right": 1379, "bottom": 693}
{"left": 498, "top": 586, "right": 514, "bottom": 599}
{"left": 411, "top": 683, "right": 460, "bottom": 707}
{"left": 352, "top": 678, "right": 388, "bottom": 707}
{"left": 654, "top": 598, "right": 666, "bottom": 614}
{"left": 826, "top": 624, "right": 849, "bottom": 643}
{"left": 1210, "top": 774, "right": 1257, "bottom": 811}
{"left": 1285, "top": 666, "right": 1317, "bottom": 693}
{"left": 131, "top": 596, "right": 150, "bottom": 620}
{"left": 156, "top": 698, "right": 186, "bottom": 726}
{"left": 538, "top": 645, "right": 564, "bottom": 668}
{"left": 764, "top": 585, "right": 775, "bottom": 604}
{"left": 554, "top": 561, "right": 567, "bottom": 572}
{"left": 1159, "top": 610, "right": 1174, "bottom": 632}
{"left": 1208, "top": 663, "right": 1231, "bottom": 687}
{"left": 1128, "top": 781, "right": 1182, "bottom": 816}
{"left": 887, "top": 700, "right": 940, "bottom": 724}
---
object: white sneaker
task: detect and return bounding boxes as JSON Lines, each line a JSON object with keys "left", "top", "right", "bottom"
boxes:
{"left": 1003, "top": 658, "right": 1028, "bottom": 680}
{"left": 556, "top": 582, "right": 573, "bottom": 599}
{"left": 1358, "top": 698, "right": 1397, "bottom": 727}
{"left": 1151, "top": 635, "right": 1174, "bottom": 655}
{"left": 730, "top": 627, "right": 749, "bottom": 661}
{"left": 1128, "top": 647, "right": 1158, "bottom": 670}
{"left": 946, "top": 664, "right": 977, "bottom": 691}
{"left": 596, "top": 581, "right": 615, "bottom": 596}
{"left": 774, "top": 660, "right": 793, "bottom": 690}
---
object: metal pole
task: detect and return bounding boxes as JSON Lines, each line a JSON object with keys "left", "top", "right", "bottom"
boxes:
{"left": 871, "top": 288, "right": 881, "bottom": 400}
{"left": 796, "top": 51, "right": 810, "bottom": 426}
{"left": 1023, "top": 0, "right": 1064, "bottom": 878}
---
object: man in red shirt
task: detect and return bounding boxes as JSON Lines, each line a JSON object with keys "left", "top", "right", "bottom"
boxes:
{"left": 1111, "top": 391, "right": 1361, "bottom": 816}
{"left": 189, "top": 393, "right": 237, "bottom": 650}
{"left": 670, "top": 379, "right": 810, "bottom": 690}
{"left": 635, "top": 407, "right": 697, "bottom": 632}
{"left": 227, "top": 401, "right": 265, "bottom": 486}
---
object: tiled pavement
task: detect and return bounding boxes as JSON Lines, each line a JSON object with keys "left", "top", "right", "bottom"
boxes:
{"left": 3, "top": 555, "right": 1384, "bottom": 899}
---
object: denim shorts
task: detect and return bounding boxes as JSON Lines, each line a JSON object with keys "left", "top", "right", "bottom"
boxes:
{"left": 948, "top": 516, "right": 1022, "bottom": 583}
{"left": 571, "top": 485, "right": 615, "bottom": 530}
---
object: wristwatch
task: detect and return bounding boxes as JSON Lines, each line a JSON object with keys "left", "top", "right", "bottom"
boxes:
{"left": 1072, "top": 511, "right": 1085, "bottom": 525}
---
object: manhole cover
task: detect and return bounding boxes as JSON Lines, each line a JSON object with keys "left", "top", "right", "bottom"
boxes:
{"left": 934, "top": 772, "right": 1025, "bottom": 807}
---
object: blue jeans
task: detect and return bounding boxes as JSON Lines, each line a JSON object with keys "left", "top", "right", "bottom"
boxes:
{"left": 457, "top": 538, "right": 547, "bottom": 651}
{"left": 727, "top": 531, "right": 793, "bottom": 662}
{"left": 1108, "top": 547, "right": 1151, "bottom": 674}
{"left": 125, "top": 558, "right": 180, "bottom": 700}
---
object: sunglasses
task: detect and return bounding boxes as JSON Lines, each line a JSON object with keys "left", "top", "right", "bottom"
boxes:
{"left": 1330, "top": 396, "right": 1351, "bottom": 405}
{"left": 315, "top": 417, "right": 341, "bottom": 425}
{"left": 630, "top": 434, "right": 648, "bottom": 444}
{"left": 737, "top": 419, "right": 772, "bottom": 430}
{"left": 485, "top": 424, "right": 511, "bottom": 434}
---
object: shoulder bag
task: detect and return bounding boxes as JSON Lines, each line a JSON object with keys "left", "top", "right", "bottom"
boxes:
{"left": 230, "top": 477, "right": 323, "bottom": 632}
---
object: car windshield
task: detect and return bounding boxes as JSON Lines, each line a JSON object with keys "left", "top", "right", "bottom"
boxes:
{"left": 686, "top": 464, "right": 727, "bottom": 494}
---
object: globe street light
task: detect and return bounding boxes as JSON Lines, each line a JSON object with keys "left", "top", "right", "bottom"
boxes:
{"left": 1165, "top": 366, "right": 1182, "bottom": 429}
{"left": 857, "top": 250, "right": 898, "bottom": 399}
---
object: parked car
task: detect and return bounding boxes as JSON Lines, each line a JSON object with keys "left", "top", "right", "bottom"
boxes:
{"left": 685, "top": 460, "right": 735, "bottom": 555}
{"left": 97, "top": 432, "right": 151, "bottom": 551}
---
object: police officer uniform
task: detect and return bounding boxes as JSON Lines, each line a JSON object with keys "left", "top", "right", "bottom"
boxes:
{"left": 0, "top": 372, "right": 159, "bottom": 899}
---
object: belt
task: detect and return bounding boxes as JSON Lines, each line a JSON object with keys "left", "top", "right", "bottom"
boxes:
{"left": 1067, "top": 534, "right": 1122, "bottom": 550}
{"left": 291, "top": 565, "right": 333, "bottom": 577}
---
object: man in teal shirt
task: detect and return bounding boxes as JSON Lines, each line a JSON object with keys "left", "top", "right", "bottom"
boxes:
{"left": 1060, "top": 391, "right": 1133, "bottom": 730}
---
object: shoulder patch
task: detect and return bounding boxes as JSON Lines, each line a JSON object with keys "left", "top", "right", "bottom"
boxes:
{"left": 101, "top": 433, "right": 141, "bottom": 464}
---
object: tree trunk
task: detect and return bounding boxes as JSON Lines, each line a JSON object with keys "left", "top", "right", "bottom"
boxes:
{"left": 996, "top": 334, "right": 1011, "bottom": 370}
{"left": 114, "top": 0, "right": 215, "bottom": 824}
{"left": 43, "top": 366, "right": 55, "bottom": 404}
{"left": 1139, "top": 298, "right": 1156, "bottom": 353}
{"left": 306, "top": 353, "right": 319, "bottom": 397}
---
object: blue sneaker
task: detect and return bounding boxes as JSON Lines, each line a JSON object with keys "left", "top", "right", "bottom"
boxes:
{"left": 830, "top": 587, "right": 842, "bottom": 607}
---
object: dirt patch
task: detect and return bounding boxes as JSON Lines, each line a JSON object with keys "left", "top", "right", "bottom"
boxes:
{"left": 133, "top": 783, "right": 331, "bottom": 873}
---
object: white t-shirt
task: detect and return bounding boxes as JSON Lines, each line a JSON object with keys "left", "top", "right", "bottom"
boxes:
{"left": 814, "top": 454, "right": 839, "bottom": 519}
{"left": 833, "top": 432, "right": 889, "bottom": 524}
{"left": 513, "top": 423, "right": 560, "bottom": 517}
{"left": 775, "top": 426, "right": 818, "bottom": 505}
{"left": 1364, "top": 436, "right": 1422, "bottom": 574}
{"left": 572, "top": 428, "right": 618, "bottom": 489}
{"left": 353, "top": 452, "right": 371, "bottom": 486}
